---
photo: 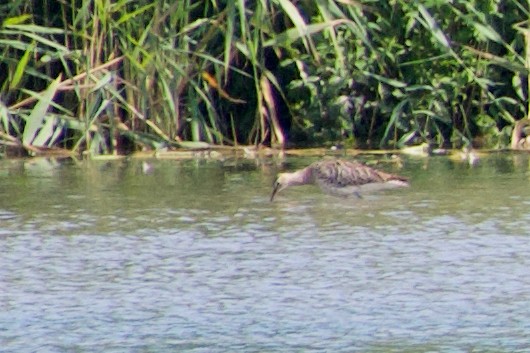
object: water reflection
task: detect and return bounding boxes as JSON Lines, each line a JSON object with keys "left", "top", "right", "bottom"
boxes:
{"left": 1, "top": 153, "right": 530, "bottom": 352}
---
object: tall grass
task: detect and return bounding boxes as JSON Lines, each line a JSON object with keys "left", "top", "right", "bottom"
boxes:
{"left": 0, "top": 0, "right": 529, "bottom": 156}
{"left": 286, "top": 0, "right": 530, "bottom": 148}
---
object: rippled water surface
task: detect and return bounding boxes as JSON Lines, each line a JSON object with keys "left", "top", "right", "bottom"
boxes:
{"left": 2, "top": 153, "right": 530, "bottom": 352}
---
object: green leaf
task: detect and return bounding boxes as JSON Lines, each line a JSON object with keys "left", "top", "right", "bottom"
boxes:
{"left": 405, "top": 85, "right": 434, "bottom": 92}
{"left": 276, "top": 0, "right": 308, "bottom": 34}
{"left": 7, "top": 29, "right": 69, "bottom": 52}
{"left": 115, "top": 3, "right": 155, "bottom": 25}
{"left": 177, "top": 140, "right": 211, "bottom": 149}
{"left": 3, "top": 15, "right": 33, "bottom": 26}
{"left": 10, "top": 42, "right": 34, "bottom": 90}
{"left": 0, "top": 100, "right": 10, "bottom": 132}
{"left": 512, "top": 74, "right": 525, "bottom": 101}
{"left": 491, "top": 96, "right": 521, "bottom": 106}
{"left": 381, "top": 99, "right": 409, "bottom": 146}
{"left": 397, "top": 131, "right": 417, "bottom": 147}
{"left": 4, "top": 24, "right": 65, "bottom": 34}
{"left": 417, "top": 4, "right": 451, "bottom": 49}
{"left": 0, "top": 39, "right": 30, "bottom": 51}
{"left": 472, "top": 22, "right": 502, "bottom": 43}
{"left": 224, "top": 1, "right": 235, "bottom": 77}
{"left": 264, "top": 20, "right": 348, "bottom": 48}
{"left": 119, "top": 130, "right": 168, "bottom": 150}
{"left": 363, "top": 71, "right": 407, "bottom": 88}
{"left": 22, "top": 74, "right": 62, "bottom": 146}
{"left": 32, "top": 115, "right": 56, "bottom": 147}
{"left": 90, "top": 73, "right": 113, "bottom": 93}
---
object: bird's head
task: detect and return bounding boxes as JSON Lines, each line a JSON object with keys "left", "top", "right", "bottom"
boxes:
{"left": 270, "top": 173, "right": 288, "bottom": 202}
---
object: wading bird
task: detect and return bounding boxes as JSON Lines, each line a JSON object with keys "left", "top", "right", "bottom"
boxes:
{"left": 270, "top": 159, "right": 409, "bottom": 201}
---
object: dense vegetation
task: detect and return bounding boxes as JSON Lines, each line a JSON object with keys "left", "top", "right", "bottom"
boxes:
{"left": 0, "top": 0, "right": 529, "bottom": 156}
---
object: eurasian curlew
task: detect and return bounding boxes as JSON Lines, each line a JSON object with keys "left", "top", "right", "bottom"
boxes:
{"left": 270, "top": 159, "right": 409, "bottom": 201}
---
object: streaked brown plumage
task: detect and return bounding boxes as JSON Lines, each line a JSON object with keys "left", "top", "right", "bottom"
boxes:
{"left": 270, "top": 159, "right": 409, "bottom": 201}
{"left": 511, "top": 119, "right": 530, "bottom": 150}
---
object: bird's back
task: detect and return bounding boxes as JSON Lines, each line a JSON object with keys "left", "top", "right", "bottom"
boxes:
{"left": 310, "top": 159, "right": 408, "bottom": 196}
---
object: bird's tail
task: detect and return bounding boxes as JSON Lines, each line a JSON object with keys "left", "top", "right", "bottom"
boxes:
{"left": 380, "top": 172, "right": 409, "bottom": 187}
{"left": 387, "top": 174, "right": 409, "bottom": 187}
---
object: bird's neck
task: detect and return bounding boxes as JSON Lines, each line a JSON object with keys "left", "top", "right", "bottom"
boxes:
{"left": 286, "top": 167, "right": 313, "bottom": 186}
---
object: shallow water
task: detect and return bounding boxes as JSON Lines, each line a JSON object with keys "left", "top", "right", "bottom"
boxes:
{"left": 2, "top": 153, "right": 530, "bottom": 352}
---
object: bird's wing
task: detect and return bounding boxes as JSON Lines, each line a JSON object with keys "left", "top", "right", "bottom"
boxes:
{"left": 311, "top": 160, "right": 386, "bottom": 188}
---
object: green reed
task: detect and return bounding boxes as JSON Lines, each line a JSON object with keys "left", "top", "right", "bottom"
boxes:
{"left": 0, "top": 0, "right": 529, "bottom": 156}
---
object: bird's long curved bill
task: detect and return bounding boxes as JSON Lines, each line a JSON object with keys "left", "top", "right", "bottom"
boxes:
{"left": 270, "top": 183, "right": 280, "bottom": 202}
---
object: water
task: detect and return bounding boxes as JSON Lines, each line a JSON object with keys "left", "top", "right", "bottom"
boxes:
{"left": 2, "top": 153, "right": 530, "bottom": 352}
